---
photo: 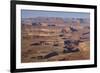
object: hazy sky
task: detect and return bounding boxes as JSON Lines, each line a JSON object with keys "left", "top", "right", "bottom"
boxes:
{"left": 21, "top": 10, "right": 90, "bottom": 19}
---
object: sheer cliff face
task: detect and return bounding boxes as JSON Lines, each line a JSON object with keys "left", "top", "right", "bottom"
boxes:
{"left": 21, "top": 17, "right": 90, "bottom": 63}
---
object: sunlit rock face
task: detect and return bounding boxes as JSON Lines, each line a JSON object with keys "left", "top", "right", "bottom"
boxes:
{"left": 21, "top": 17, "right": 90, "bottom": 63}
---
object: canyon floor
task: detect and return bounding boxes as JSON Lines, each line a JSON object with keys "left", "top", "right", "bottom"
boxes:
{"left": 21, "top": 24, "right": 90, "bottom": 63}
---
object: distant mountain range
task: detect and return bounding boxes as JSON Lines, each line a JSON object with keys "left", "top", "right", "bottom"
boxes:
{"left": 21, "top": 17, "right": 90, "bottom": 26}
